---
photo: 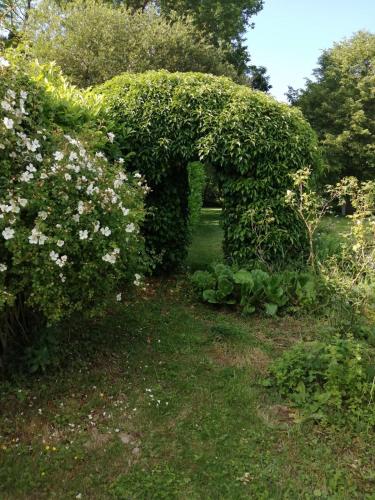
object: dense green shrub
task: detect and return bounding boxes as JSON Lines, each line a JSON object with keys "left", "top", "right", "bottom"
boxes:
{"left": 191, "top": 264, "right": 319, "bottom": 316}
{"left": 94, "top": 71, "right": 319, "bottom": 270}
{"left": 269, "top": 337, "right": 375, "bottom": 427}
{"left": 0, "top": 54, "right": 146, "bottom": 369}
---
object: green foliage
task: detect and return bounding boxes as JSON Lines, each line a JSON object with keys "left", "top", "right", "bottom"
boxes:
{"left": 4, "top": 49, "right": 101, "bottom": 138}
{"left": 269, "top": 337, "right": 375, "bottom": 427}
{"left": 0, "top": 54, "right": 146, "bottom": 370}
{"left": 191, "top": 264, "right": 319, "bottom": 316}
{"left": 203, "top": 165, "right": 222, "bottom": 207}
{"left": 24, "top": 0, "right": 238, "bottom": 88}
{"left": 95, "top": 71, "right": 318, "bottom": 270}
{"left": 122, "top": 0, "right": 264, "bottom": 79}
{"left": 187, "top": 161, "right": 206, "bottom": 232}
{"left": 321, "top": 177, "right": 375, "bottom": 327}
{"left": 289, "top": 31, "right": 375, "bottom": 184}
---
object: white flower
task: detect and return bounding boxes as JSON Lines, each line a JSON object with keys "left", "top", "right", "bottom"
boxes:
{"left": 93, "top": 221, "right": 100, "bottom": 232}
{"left": 102, "top": 253, "right": 116, "bottom": 264}
{"left": 26, "top": 164, "right": 36, "bottom": 173}
{"left": 38, "top": 234, "right": 48, "bottom": 245}
{"left": 56, "top": 255, "right": 68, "bottom": 268}
{"left": 1, "top": 101, "right": 12, "bottom": 112}
{"left": 125, "top": 223, "right": 135, "bottom": 233}
{"left": 18, "top": 198, "right": 28, "bottom": 207}
{"left": 59, "top": 273, "right": 66, "bottom": 283}
{"left": 50, "top": 251, "right": 59, "bottom": 261}
{"left": 26, "top": 139, "right": 40, "bottom": 152}
{"left": 0, "top": 263, "right": 7, "bottom": 272}
{"left": 116, "top": 293, "right": 122, "bottom": 301}
{"left": 86, "top": 183, "right": 95, "bottom": 195}
{"left": 79, "top": 230, "right": 88, "bottom": 240}
{"left": 2, "top": 227, "right": 15, "bottom": 240}
{"left": 133, "top": 173, "right": 142, "bottom": 179}
{"left": 0, "top": 57, "right": 10, "bottom": 68}
{"left": 134, "top": 273, "right": 142, "bottom": 286}
{"left": 121, "top": 207, "right": 130, "bottom": 216}
{"left": 107, "top": 132, "right": 115, "bottom": 143}
{"left": 100, "top": 226, "right": 111, "bottom": 237}
{"left": 53, "top": 151, "right": 64, "bottom": 161}
{"left": 69, "top": 152, "right": 78, "bottom": 161}
{"left": 29, "top": 228, "right": 48, "bottom": 245}
{"left": 77, "top": 201, "right": 85, "bottom": 214}
{"left": 20, "top": 171, "right": 34, "bottom": 183}
{"left": 20, "top": 90, "right": 28, "bottom": 100}
{"left": 57, "top": 240, "right": 65, "bottom": 247}
{"left": 65, "top": 173, "right": 72, "bottom": 181}
{"left": 73, "top": 214, "right": 80, "bottom": 222}
{"left": 3, "top": 117, "right": 14, "bottom": 130}
{"left": 29, "top": 231, "right": 39, "bottom": 245}
{"left": 38, "top": 211, "right": 48, "bottom": 220}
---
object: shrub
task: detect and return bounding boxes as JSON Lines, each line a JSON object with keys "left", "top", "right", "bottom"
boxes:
{"left": 94, "top": 71, "right": 319, "bottom": 270}
{"left": 269, "top": 337, "right": 375, "bottom": 427}
{"left": 0, "top": 55, "right": 146, "bottom": 369}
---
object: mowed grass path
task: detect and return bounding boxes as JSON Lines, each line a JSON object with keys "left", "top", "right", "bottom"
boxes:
{"left": 187, "top": 208, "right": 223, "bottom": 270}
{"left": 1, "top": 213, "right": 374, "bottom": 499}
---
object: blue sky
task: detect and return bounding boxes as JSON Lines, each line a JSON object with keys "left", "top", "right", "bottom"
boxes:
{"left": 246, "top": 0, "right": 375, "bottom": 101}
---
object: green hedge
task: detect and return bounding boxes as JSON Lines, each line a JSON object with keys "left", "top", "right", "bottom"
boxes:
{"left": 94, "top": 71, "right": 319, "bottom": 269}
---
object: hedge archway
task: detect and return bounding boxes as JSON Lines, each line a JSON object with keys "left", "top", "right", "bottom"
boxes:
{"left": 95, "top": 71, "right": 319, "bottom": 270}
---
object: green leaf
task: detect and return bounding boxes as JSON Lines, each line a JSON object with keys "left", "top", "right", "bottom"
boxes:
{"left": 265, "top": 303, "right": 278, "bottom": 316}
{"left": 233, "top": 269, "right": 253, "bottom": 286}
{"left": 202, "top": 289, "right": 218, "bottom": 304}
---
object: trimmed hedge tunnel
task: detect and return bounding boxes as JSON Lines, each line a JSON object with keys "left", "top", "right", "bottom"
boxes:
{"left": 94, "top": 71, "right": 319, "bottom": 270}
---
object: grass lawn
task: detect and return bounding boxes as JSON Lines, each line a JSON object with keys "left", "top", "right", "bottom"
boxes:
{"left": 187, "top": 208, "right": 223, "bottom": 270}
{"left": 1, "top": 212, "right": 374, "bottom": 499}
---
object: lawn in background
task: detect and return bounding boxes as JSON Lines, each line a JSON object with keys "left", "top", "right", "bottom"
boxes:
{"left": 187, "top": 208, "right": 223, "bottom": 270}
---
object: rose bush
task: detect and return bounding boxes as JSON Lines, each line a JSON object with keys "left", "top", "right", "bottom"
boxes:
{"left": 0, "top": 55, "right": 146, "bottom": 368}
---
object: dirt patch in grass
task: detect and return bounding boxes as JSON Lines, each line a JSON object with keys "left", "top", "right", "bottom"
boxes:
{"left": 209, "top": 344, "right": 271, "bottom": 374}
{"left": 258, "top": 404, "right": 299, "bottom": 428}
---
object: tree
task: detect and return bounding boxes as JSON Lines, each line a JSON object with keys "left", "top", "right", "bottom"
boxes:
{"left": 24, "top": 0, "right": 238, "bottom": 87}
{"left": 0, "top": 0, "right": 35, "bottom": 41}
{"left": 288, "top": 31, "right": 375, "bottom": 183}
{"left": 121, "top": 0, "right": 264, "bottom": 79}
{"left": 247, "top": 65, "right": 272, "bottom": 92}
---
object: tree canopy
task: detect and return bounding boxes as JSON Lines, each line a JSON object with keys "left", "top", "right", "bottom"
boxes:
{"left": 122, "top": 0, "right": 266, "bottom": 82}
{"left": 288, "top": 31, "right": 375, "bottom": 183}
{"left": 24, "top": 0, "right": 238, "bottom": 87}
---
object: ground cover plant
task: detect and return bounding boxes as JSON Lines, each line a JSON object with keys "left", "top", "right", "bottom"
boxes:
{"left": 191, "top": 264, "right": 319, "bottom": 316}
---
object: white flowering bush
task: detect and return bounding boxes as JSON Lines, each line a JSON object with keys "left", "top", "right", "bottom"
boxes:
{"left": 0, "top": 55, "right": 146, "bottom": 367}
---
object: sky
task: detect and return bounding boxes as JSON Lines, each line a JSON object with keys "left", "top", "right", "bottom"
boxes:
{"left": 246, "top": 0, "right": 375, "bottom": 102}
